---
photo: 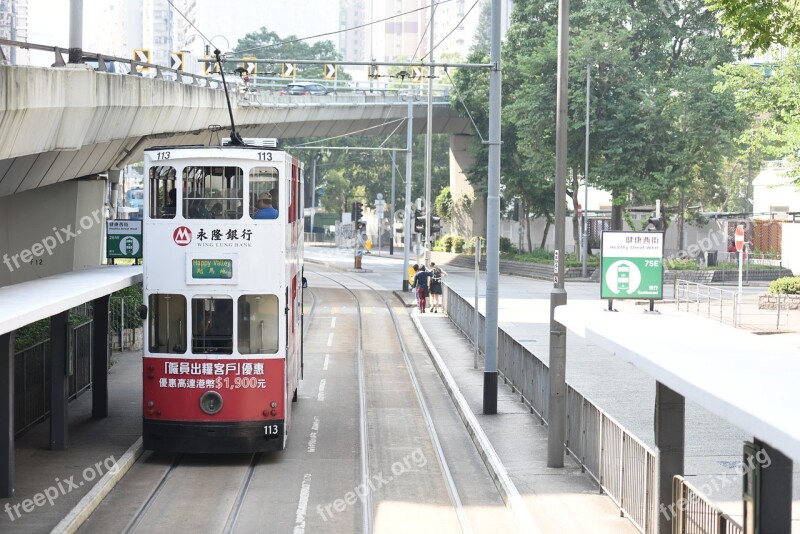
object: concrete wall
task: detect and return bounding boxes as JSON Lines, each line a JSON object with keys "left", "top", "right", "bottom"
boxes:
{"left": 0, "top": 180, "right": 106, "bottom": 286}
{"left": 782, "top": 223, "right": 800, "bottom": 275}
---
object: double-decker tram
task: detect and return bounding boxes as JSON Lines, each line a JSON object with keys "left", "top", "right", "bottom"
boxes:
{"left": 140, "top": 138, "right": 304, "bottom": 453}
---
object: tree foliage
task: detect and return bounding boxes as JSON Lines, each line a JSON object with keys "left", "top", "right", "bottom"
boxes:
{"left": 706, "top": 0, "right": 800, "bottom": 54}
{"left": 452, "top": 0, "right": 746, "bottom": 237}
{"left": 232, "top": 28, "right": 343, "bottom": 79}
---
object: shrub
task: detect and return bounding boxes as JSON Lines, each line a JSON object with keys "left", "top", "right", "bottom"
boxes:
{"left": 499, "top": 236, "right": 518, "bottom": 254}
{"left": 664, "top": 258, "right": 699, "bottom": 270}
{"left": 441, "top": 235, "right": 454, "bottom": 252}
{"left": 768, "top": 277, "right": 800, "bottom": 295}
{"left": 452, "top": 236, "right": 466, "bottom": 253}
{"left": 465, "top": 236, "right": 485, "bottom": 254}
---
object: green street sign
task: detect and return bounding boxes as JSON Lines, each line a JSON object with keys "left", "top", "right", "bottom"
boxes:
{"left": 600, "top": 231, "right": 664, "bottom": 299}
{"left": 106, "top": 220, "right": 142, "bottom": 259}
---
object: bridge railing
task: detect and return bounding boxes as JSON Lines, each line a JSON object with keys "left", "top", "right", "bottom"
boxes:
{"left": 1, "top": 39, "right": 453, "bottom": 103}
{"left": 0, "top": 38, "right": 235, "bottom": 88}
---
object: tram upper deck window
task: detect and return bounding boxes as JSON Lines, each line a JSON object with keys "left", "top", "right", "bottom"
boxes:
{"left": 192, "top": 297, "right": 233, "bottom": 354}
{"left": 250, "top": 167, "right": 279, "bottom": 219}
{"left": 149, "top": 166, "right": 177, "bottom": 219}
{"left": 148, "top": 294, "right": 186, "bottom": 354}
{"left": 237, "top": 295, "right": 279, "bottom": 354}
{"left": 183, "top": 166, "right": 244, "bottom": 220}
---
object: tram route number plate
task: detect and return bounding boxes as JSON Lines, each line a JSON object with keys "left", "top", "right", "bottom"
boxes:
{"left": 264, "top": 421, "right": 283, "bottom": 438}
{"left": 191, "top": 258, "right": 233, "bottom": 279}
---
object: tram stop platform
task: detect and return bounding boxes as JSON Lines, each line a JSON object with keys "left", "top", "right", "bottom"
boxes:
{"left": 393, "top": 288, "right": 638, "bottom": 533}
{"left": 0, "top": 350, "right": 142, "bottom": 533}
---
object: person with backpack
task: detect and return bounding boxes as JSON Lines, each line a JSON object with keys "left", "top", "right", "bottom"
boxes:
{"left": 428, "top": 262, "right": 448, "bottom": 313}
{"left": 412, "top": 264, "right": 432, "bottom": 313}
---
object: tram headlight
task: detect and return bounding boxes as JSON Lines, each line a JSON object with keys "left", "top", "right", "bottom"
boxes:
{"left": 199, "top": 391, "right": 224, "bottom": 415}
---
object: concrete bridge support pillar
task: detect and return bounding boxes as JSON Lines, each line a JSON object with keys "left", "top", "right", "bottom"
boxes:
{"left": 449, "top": 134, "right": 484, "bottom": 238}
{"left": 108, "top": 169, "right": 122, "bottom": 220}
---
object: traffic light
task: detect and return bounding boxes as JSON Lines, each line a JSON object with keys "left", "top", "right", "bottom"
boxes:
{"left": 429, "top": 215, "right": 441, "bottom": 234}
{"left": 646, "top": 216, "right": 665, "bottom": 231}
{"left": 413, "top": 209, "right": 425, "bottom": 233}
{"left": 352, "top": 201, "right": 363, "bottom": 222}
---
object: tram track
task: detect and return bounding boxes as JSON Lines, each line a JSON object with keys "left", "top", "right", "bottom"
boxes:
{"left": 82, "top": 266, "right": 504, "bottom": 533}
{"left": 314, "top": 270, "right": 472, "bottom": 534}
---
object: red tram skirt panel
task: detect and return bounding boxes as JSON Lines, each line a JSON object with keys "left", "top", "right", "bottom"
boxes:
{"left": 143, "top": 357, "right": 286, "bottom": 453}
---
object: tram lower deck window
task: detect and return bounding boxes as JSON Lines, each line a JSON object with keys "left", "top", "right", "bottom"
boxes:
{"left": 238, "top": 295, "right": 279, "bottom": 354}
{"left": 148, "top": 294, "right": 186, "bottom": 353}
{"left": 192, "top": 297, "right": 233, "bottom": 354}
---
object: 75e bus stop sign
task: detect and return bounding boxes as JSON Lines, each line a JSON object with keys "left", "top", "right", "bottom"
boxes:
{"left": 600, "top": 231, "right": 664, "bottom": 300}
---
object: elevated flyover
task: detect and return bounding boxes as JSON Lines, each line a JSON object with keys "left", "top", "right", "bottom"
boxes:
{"left": 0, "top": 63, "right": 471, "bottom": 197}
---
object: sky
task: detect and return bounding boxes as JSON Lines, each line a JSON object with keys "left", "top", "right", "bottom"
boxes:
{"left": 24, "top": 0, "right": 341, "bottom": 67}
{"left": 27, "top": 0, "right": 106, "bottom": 66}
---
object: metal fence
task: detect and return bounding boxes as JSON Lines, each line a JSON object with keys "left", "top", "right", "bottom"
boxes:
{"left": 444, "top": 285, "right": 658, "bottom": 533}
{"left": 674, "top": 279, "right": 739, "bottom": 326}
{"left": 675, "top": 279, "right": 791, "bottom": 330}
{"left": 110, "top": 295, "right": 143, "bottom": 351}
{"left": 13, "top": 319, "right": 93, "bottom": 435}
{"left": 672, "top": 476, "right": 742, "bottom": 534}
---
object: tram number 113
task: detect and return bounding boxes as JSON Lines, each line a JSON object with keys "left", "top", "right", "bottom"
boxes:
{"left": 264, "top": 424, "right": 279, "bottom": 436}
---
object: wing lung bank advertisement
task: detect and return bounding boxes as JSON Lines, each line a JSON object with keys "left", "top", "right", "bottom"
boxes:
{"left": 601, "top": 231, "right": 664, "bottom": 300}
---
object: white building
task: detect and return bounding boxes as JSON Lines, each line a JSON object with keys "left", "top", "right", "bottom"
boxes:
{"left": 0, "top": 0, "right": 29, "bottom": 65}
{"left": 752, "top": 160, "right": 800, "bottom": 219}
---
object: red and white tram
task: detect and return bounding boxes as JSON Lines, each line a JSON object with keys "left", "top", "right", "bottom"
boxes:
{"left": 141, "top": 138, "right": 304, "bottom": 453}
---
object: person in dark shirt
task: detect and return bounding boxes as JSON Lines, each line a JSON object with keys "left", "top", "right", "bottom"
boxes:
{"left": 412, "top": 265, "right": 433, "bottom": 313}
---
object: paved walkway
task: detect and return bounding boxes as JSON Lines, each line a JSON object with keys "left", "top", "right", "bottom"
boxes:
{"left": 0, "top": 350, "right": 142, "bottom": 533}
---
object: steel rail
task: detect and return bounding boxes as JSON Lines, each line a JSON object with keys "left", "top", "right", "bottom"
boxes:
{"left": 314, "top": 270, "right": 472, "bottom": 533}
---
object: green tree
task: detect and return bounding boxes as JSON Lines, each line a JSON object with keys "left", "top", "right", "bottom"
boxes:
{"left": 231, "top": 28, "right": 342, "bottom": 79}
{"left": 706, "top": 0, "right": 800, "bottom": 54}
{"left": 716, "top": 49, "right": 800, "bottom": 182}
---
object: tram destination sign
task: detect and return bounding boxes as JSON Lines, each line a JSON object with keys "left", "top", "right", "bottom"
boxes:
{"left": 106, "top": 220, "right": 142, "bottom": 259}
{"left": 600, "top": 231, "right": 664, "bottom": 300}
{"left": 191, "top": 258, "right": 233, "bottom": 279}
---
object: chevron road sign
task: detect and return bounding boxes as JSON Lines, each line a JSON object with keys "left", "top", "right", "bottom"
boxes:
{"left": 133, "top": 49, "right": 150, "bottom": 72}
{"left": 282, "top": 63, "right": 296, "bottom": 78}
{"left": 324, "top": 63, "right": 337, "bottom": 80}
{"left": 243, "top": 56, "right": 257, "bottom": 75}
{"left": 170, "top": 51, "right": 184, "bottom": 71}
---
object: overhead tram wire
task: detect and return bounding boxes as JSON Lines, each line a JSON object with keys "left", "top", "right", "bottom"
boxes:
{"left": 421, "top": 0, "right": 482, "bottom": 62}
{"left": 231, "top": 0, "right": 456, "bottom": 58}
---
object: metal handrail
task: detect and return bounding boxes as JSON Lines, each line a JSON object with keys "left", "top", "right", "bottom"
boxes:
{"left": 444, "top": 285, "right": 659, "bottom": 533}
{"left": 672, "top": 475, "right": 742, "bottom": 534}
{"left": 674, "top": 279, "right": 738, "bottom": 326}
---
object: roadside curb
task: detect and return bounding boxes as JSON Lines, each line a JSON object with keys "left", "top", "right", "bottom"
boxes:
{"left": 411, "top": 315, "right": 541, "bottom": 534}
{"left": 51, "top": 437, "right": 144, "bottom": 534}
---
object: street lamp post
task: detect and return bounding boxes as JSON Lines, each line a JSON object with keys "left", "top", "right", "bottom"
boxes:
{"left": 582, "top": 58, "right": 592, "bottom": 278}
{"left": 548, "top": 0, "right": 570, "bottom": 468}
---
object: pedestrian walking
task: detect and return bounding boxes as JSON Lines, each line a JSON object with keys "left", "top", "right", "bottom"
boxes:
{"left": 412, "top": 265, "right": 432, "bottom": 313}
{"left": 428, "top": 262, "right": 447, "bottom": 313}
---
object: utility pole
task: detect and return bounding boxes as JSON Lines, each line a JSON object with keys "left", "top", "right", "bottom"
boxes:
{"left": 582, "top": 59, "right": 591, "bottom": 278}
{"left": 402, "top": 101, "right": 413, "bottom": 291}
{"left": 548, "top": 0, "right": 570, "bottom": 468}
{"left": 483, "top": 0, "right": 503, "bottom": 415}
{"left": 390, "top": 149, "right": 396, "bottom": 255}
{"left": 68, "top": 0, "right": 85, "bottom": 64}
{"left": 423, "top": 0, "right": 435, "bottom": 265}
{"left": 311, "top": 153, "right": 320, "bottom": 238}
